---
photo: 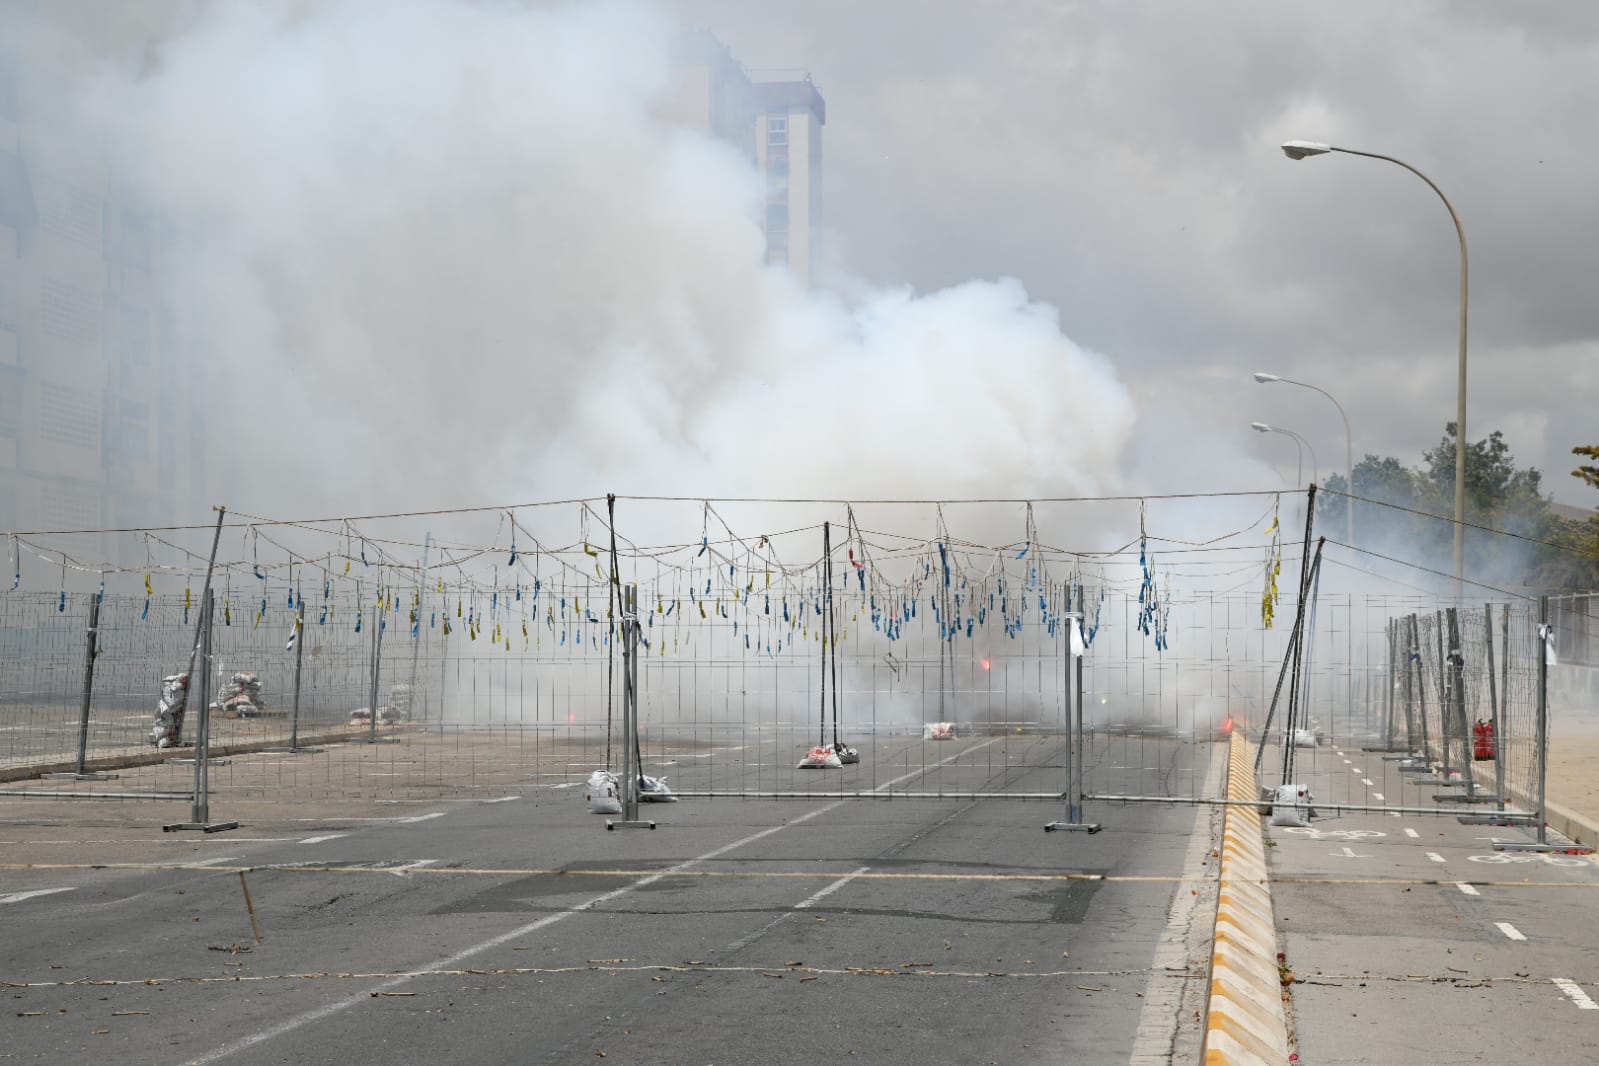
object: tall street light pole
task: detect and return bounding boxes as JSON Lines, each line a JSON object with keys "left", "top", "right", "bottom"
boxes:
{"left": 1253, "top": 371, "right": 1353, "bottom": 547}
{"left": 1251, "top": 421, "right": 1319, "bottom": 490}
{"left": 1281, "top": 140, "right": 1468, "bottom": 597}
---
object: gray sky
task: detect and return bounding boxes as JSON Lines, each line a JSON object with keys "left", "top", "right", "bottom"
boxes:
{"left": 672, "top": 0, "right": 1599, "bottom": 505}
{"left": 7, "top": 0, "right": 1597, "bottom": 539}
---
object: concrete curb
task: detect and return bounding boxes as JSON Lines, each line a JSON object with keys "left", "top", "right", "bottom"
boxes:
{"left": 0, "top": 725, "right": 407, "bottom": 785}
{"left": 1201, "top": 732, "right": 1290, "bottom": 1065}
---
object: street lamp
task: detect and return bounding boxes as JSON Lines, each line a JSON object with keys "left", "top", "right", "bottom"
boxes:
{"left": 1253, "top": 371, "right": 1353, "bottom": 547}
{"left": 1250, "top": 421, "right": 1319, "bottom": 490}
{"left": 1280, "top": 139, "right": 1468, "bottom": 595}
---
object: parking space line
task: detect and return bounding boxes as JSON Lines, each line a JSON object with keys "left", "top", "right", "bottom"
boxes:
{"left": 1403, "top": 828, "right": 1420, "bottom": 838}
{"left": 299, "top": 834, "right": 345, "bottom": 845}
{"left": 1496, "top": 922, "right": 1527, "bottom": 941}
{"left": 1455, "top": 883, "right": 1479, "bottom": 896}
{"left": 1426, "top": 852, "right": 1446, "bottom": 863}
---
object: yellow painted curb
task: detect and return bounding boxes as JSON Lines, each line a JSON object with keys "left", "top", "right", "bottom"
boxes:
{"left": 1200, "top": 731, "right": 1290, "bottom": 1064}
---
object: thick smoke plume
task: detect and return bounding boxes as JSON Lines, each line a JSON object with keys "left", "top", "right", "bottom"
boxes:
{"left": 20, "top": 0, "right": 1138, "bottom": 525}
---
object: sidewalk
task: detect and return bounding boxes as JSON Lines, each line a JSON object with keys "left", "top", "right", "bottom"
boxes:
{"left": 1267, "top": 739, "right": 1599, "bottom": 1064}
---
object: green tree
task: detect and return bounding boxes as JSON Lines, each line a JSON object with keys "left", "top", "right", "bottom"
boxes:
{"left": 1315, "top": 425, "right": 1552, "bottom": 584}
{"left": 1529, "top": 445, "right": 1599, "bottom": 588}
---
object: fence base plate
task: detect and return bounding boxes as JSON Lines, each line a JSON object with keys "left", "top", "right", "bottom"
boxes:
{"left": 606, "top": 820, "right": 656, "bottom": 831}
{"left": 1043, "top": 821, "right": 1103, "bottom": 833}
{"left": 40, "top": 772, "right": 118, "bottom": 781}
{"left": 163, "top": 821, "right": 239, "bottom": 834}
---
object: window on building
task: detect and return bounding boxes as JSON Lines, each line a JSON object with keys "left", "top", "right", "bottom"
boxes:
{"left": 765, "top": 203, "right": 789, "bottom": 236}
{"left": 766, "top": 115, "right": 787, "bottom": 147}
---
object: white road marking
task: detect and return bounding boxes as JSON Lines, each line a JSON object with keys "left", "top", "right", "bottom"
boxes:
{"left": 1404, "top": 828, "right": 1421, "bottom": 839}
{"left": 1553, "top": 978, "right": 1599, "bottom": 1010}
{"left": 1426, "top": 852, "right": 1447, "bottom": 863}
{"left": 1361, "top": 778, "right": 1375, "bottom": 787}
{"left": 389, "top": 859, "right": 439, "bottom": 876}
{"left": 794, "top": 866, "right": 871, "bottom": 909}
{"left": 0, "top": 887, "right": 75, "bottom": 905}
{"left": 191, "top": 737, "right": 1008, "bottom": 1064}
{"left": 1455, "top": 883, "right": 1480, "bottom": 896}
{"left": 1496, "top": 922, "right": 1527, "bottom": 941}
{"left": 150, "top": 856, "right": 240, "bottom": 868}
{"left": 298, "top": 834, "right": 345, "bottom": 845}
{"left": 1372, "top": 793, "right": 1385, "bottom": 801}
{"left": 1343, "top": 759, "right": 1353, "bottom": 765}
{"left": 1331, "top": 847, "right": 1371, "bottom": 859}
{"left": 481, "top": 797, "right": 519, "bottom": 804}
{"left": 397, "top": 812, "right": 445, "bottom": 824}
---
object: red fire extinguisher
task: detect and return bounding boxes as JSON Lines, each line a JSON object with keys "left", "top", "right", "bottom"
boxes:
{"left": 1473, "top": 720, "right": 1496, "bottom": 761}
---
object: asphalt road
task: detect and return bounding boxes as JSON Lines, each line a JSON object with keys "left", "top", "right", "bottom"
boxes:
{"left": 1, "top": 735, "right": 1222, "bottom": 1065}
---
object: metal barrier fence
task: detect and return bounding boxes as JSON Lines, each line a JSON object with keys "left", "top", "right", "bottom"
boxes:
{"left": 0, "top": 496, "right": 1570, "bottom": 836}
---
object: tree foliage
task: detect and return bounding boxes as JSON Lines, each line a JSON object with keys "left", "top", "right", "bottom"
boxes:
{"left": 1314, "top": 425, "right": 1557, "bottom": 585}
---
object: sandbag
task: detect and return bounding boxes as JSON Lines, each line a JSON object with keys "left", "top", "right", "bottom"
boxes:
{"left": 150, "top": 673, "right": 189, "bottom": 748}
{"left": 638, "top": 773, "right": 677, "bottom": 802}
{"left": 1269, "top": 783, "right": 1314, "bottom": 827}
{"left": 586, "top": 769, "right": 622, "bottom": 814}
{"left": 798, "top": 745, "right": 842, "bottom": 769}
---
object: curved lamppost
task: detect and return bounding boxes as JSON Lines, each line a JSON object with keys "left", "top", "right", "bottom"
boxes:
{"left": 1251, "top": 421, "right": 1319, "bottom": 490}
{"left": 1280, "top": 139, "right": 1467, "bottom": 593}
{"left": 1253, "top": 371, "right": 1353, "bottom": 547}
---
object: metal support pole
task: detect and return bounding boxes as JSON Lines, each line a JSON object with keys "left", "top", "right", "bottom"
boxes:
{"left": 363, "top": 592, "right": 397, "bottom": 745}
{"left": 291, "top": 603, "right": 306, "bottom": 749}
{"left": 165, "top": 590, "right": 237, "bottom": 833}
{"left": 44, "top": 594, "right": 116, "bottom": 781}
{"left": 608, "top": 583, "right": 654, "bottom": 830}
{"left": 1046, "top": 613, "right": 1100, "bottom": 833}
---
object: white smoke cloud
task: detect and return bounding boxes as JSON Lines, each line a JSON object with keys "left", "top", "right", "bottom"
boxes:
{"left": 41, "top": 0, "right": 1138, "bottom": 527}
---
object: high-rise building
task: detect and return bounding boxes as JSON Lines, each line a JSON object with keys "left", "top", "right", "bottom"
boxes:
{"left": 753, "top": 74, "right": 825, "bottom": 286}
{"left": 0, "top": 50, "right": 205, "bottom": 562}
{"left": 663, "top": 34, "right": 825, "bottom": 285}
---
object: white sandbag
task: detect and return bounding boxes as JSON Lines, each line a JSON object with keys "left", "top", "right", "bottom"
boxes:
{"left": 1269, "top": 783, "right": 1314, "bottom": 827}
{"left": 798, "top": 745, "right": 843, "bottom": 769}
{"left": 638, "top": 774, "right": 677, "bottom": 802}
{"left": 832, "top": 742, "right": 860, "bottom": 765}
{"left": 1291, "top": 729, "right": 1318, "bottom": 748}
{"left": 586, "top": 769, "right": 622, "bottom": 814}
{"left": 150, "top": 673, "right": 189, "bottom": 748}
{"left": 923, "top": 723, "right": 956, "bottom": 741}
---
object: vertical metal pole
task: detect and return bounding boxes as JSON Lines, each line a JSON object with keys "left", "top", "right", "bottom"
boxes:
{"left": 367, "top": 593, "right": 383, "bottom": 742}
{"left": 410, "top": 533, "right": 431, "bottom": 725}
{"left": 621, "top": 583, "right": 638, "bottom": 822}
{"left": 1063, "top": 618, "right": 1076, "bottom": 821}
{"left": 1499, "top": 604, "right": 1510, "bottom": 811}
{"left": 73, "top": 595, "right": 100, "bottom": 775}
{"left": 1483, "top": 604, "right": 1503, "bottom": 811}
{"left": 1384, "top": 619, "right": 1396, "bottom": 747}
{"left": 1409, "top": 614, "right": 1427, "bottom": 758}
{"left": 289, "top": 602, "right": 306, "bottom": 751}
{"left": 1074, "top": 627, "right": 1085, "bottom": 821}
{"left": 192, "top": 590, "right": 214, "bottom": 824}
{"left": 1536, "top": 596, "right": 1550, "bottom": 846}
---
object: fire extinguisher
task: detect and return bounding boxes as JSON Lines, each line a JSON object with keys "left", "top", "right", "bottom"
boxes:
{"left": 1473, "top": 719, "right": 1496, "bottom": 761}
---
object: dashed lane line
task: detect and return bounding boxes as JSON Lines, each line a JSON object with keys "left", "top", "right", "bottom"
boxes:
{"left": 1553, "top": 978, "right": 1599, "bottom": 1010}
{"left": 1496, "top": 922, "right": 1527, "bottom": 941}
